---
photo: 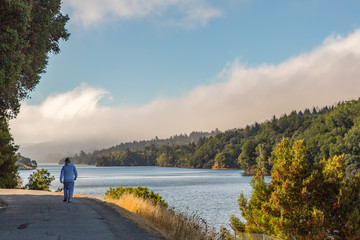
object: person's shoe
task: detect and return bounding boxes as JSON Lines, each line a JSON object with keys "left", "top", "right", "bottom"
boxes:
{"left": 63, "top": 199, "right": 67, "bottom": 202}
{"left": 68, "top": 200, "right": 72, "bottom": 203}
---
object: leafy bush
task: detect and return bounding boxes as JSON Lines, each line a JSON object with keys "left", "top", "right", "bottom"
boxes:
{"left": 26, "top": 168, "right": 55, "bottom": 191}
{"left": 105, "top": 186, "right": 168, "bottom": 207}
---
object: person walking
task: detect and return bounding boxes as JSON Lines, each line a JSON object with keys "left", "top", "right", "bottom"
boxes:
{"left": 60, "top": 157, "right": 78, "bottom": 203}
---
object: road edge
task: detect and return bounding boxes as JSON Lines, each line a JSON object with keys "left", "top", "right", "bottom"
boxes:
{"left": 77, "top": 195, "right": 166, "bottom": 239}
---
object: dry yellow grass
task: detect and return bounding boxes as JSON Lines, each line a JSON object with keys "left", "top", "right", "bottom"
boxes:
{"left": 69, "top": 193, "right": 163, "bottom": 237}
{"left": 105, "top": 193, "right": 217, "bottom": 240}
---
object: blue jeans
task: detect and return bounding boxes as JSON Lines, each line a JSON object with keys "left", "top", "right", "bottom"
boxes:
{"left": 63, "top": 182, "right": 74, "bottom": 201}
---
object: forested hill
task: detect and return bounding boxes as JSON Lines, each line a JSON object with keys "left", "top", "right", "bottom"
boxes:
{"left": 66, "top": 130, "right": 221, "bottom": 165}
{"left": 68, "top": 98, "right": 360, "bottom": 176}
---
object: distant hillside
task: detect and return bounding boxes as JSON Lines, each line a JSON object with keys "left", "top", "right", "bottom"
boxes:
{"left": 67, "top": 98, "right": 360, "bottom": 177}
{"left": 66, "top": 130, "right": 221, "bottom": 165}
{"left": 182, "top": 98, "right": 359, "bottom": 175}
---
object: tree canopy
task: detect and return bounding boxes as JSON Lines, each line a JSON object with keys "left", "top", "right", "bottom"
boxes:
{"left": 0, "top": 0, "right": 69, "bottom": 119}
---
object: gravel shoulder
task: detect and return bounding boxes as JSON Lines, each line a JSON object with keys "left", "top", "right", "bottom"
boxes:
{"left": 0, "top": 189, "right": 165, "bottom": 240}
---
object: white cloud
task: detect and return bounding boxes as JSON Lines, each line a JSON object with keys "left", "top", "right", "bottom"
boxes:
{"left": 39, "top": 84, "right": 109, "bottom": 120}
{"left": 10, "top": 29, "right": 360, "bottom": 161}
{"left": 63, "top": 0, "right": 222, "bottom": 28}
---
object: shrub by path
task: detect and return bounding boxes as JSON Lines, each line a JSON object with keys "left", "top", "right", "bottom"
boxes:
{"left": 0, "top": 189, "right": 164, "bottom": 240}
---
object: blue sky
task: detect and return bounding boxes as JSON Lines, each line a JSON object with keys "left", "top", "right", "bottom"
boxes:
{"left": 10, "top": 0, "right": 360, "bottom": 161}
{"left": 31, "top": 0, "right": 360, "bottom": 105}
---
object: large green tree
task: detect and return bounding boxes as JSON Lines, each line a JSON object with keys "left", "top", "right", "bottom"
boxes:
{"left": 0, "top": 0, "right": 69, "bottom": 187}
{"left": 233, "top": 139, "right": 360, "bottom": 239}
{"left": 0, "top": 0, "right": 70, "bottom": 119}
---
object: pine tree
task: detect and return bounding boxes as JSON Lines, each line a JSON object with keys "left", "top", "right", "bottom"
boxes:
{"left": 0, "top": 120, "right": 18, "bottom": 188}
{"left": 233, "top": 139, "right": 360, "bottom": 239}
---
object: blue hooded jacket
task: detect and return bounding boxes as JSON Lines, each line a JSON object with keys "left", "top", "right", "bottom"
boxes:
{"left": 60, "top": 163, "right": 78, "bottom": 183}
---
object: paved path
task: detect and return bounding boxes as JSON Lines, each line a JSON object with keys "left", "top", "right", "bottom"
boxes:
{"left": 0, "top": 189, "right": 164, "bottom": 240}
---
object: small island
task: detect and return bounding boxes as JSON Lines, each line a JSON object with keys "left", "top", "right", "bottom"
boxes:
{"left": 16, "top": 154, "right": 37, "bottom": 170}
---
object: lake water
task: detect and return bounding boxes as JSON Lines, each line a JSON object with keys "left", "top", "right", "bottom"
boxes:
{"left": 19, "top": 165, "right": 269, "bottom": 230}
